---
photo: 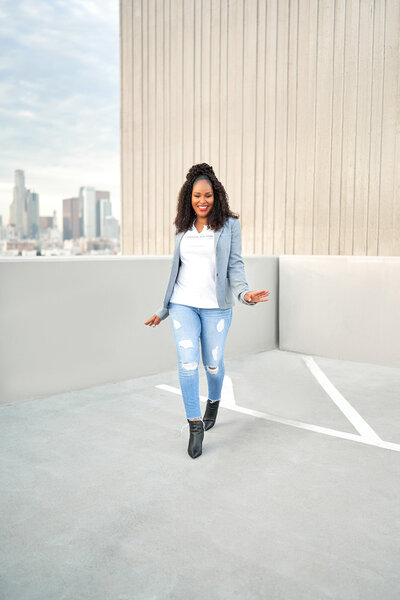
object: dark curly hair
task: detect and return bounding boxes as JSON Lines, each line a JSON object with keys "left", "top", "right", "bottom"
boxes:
{"left": 173, "top": 162, "right": 239, "bottom": 233}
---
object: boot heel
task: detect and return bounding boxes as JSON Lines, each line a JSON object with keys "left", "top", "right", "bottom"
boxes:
{"left": 203, "top": 399, "right": 220, "bottom": 430}
{"left": 187, "top": 419, "right": 205, "bottom": 458}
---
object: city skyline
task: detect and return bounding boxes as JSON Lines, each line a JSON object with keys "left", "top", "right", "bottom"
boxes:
{"left": 0, "top": 0, "right": 120, "bottom": 226}
{"left": 2, "top": 167, "right": 117, "bottom": 232}
{"left": 7, "top": 168, "right": 117, "bottom": 238}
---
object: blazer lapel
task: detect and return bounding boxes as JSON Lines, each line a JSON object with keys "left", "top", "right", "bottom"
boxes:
{"left": 214, "top": 228, "right": 222, "bottom": 250}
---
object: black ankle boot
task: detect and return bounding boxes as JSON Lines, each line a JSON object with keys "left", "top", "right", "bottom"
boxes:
{"left": 187, "top": 419, "right": 205, "bottom": 458}
{"left": 203, "top": 399, "right": 220, "bottom": 431}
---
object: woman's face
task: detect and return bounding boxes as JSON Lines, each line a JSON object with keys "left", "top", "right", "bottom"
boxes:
{"left": 191, "top": 179, "right": 214, "bottom": 220}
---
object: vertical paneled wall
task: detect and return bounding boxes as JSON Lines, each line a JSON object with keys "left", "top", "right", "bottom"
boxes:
{"left": 120, "top": 0, "right": 400, "bottom": 256}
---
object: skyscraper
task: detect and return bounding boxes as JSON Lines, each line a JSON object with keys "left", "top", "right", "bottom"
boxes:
{"left": 79, "top": 186, "right": 96, "bottom": 240}
{"left": 96, "top": 190, "right": 112, "bottom": 237}
{"left": 10, "top": 170, "right": 26, "bottom": 238}
{"left": 27, "top": 191, "right": 40, "bottom": 239}
{"left": 63, "top": 197, "right": 80, "bottom": 240}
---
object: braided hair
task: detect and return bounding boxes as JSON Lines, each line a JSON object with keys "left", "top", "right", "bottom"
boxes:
{"left": 173, "top": 163, "right": 239, "bottom": 233}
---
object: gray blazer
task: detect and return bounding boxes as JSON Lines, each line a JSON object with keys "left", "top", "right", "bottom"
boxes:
{"left": 155, "top": 216, "right": 256, "bottom": 320}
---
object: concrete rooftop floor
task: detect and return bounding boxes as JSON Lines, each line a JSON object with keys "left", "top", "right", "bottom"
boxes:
{"left": 1, "top": 349, "right": 399, "bottom": 600}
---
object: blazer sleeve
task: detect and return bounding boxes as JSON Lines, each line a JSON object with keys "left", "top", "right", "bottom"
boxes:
{"left": 155, "top": 306, "right": 169, "bottom": 320}
{"left": 154, "top": 228, "right": 179, "bottom": 320}
{"left": 227, "top": 218, "right": 257, "bottom": 306}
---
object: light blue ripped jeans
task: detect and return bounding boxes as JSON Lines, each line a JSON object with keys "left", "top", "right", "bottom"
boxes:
{"left": 168, "top": 302, "right": 233, "bottom": 420}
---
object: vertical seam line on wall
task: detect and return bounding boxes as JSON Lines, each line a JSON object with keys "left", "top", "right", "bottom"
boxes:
{"left": 262, "top": 0, "right": 267, "bottom": 254}
{"left": 119, "top": 0, "right": 124, "bottom": 253}
{"left": 194, "top": 3, "right": 197, "bottom": 160}
{"left": 155, "top": 0, "right": 158, "bottom": 253}
{"left": 168, "top": 0, "right": 172, "bottom": 252}
{"left": 311, "top": 0, "right": 320, "bottom": 255}
{"left": 182, "top": 1, "right": 184, "bottom": 177}
{"left": 132, "top": 0, "right": 135, "bottom": 253}
{"left": 241, "top": 0, "right": 245, "bottom": 221}
{"left": 366, "top": 0, "right": 376, "bottom": 257}
{"left": 225, "top": 1, "right": 229, "bottom": 180}
{"left": 338, "top": 0, "right": 347, "bottom": 255}
{"left": 147, "top": 0, "right": 150, "bottom": 253}
{"left": 284, "top": 0, "right": 290, "bottom": 254}
{"left": 273, "top": 1, "right": 278, "bottom": 255}
{"left": 162, "top": 0, "right": 165, "bottom": 254}
{"left": 140, "top": 0, "right": 144, "bottom": 254}
{"left": 352, "top": 0, "right": 361, "bottom": 256}
{"left": 209, "top": 0, "right": 212, "bottom": 160}
{"left": 377, "top": 0, "right": 387, "bottom": 257}
{"left": 293, "top": 0, "right": 299, "bottom": 254}
{"left": 218, "top": 0, "right": 222, "bottom": 174}
{"left": 253, "top": 0, "right": 259, "bottom": 255}
{"left": 328, "top": 0, "right": 337, "bottom": 256}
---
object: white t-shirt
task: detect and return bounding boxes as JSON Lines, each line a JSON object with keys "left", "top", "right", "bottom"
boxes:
{"left": 169, "top": 220, "right": 220, "bottom": 308}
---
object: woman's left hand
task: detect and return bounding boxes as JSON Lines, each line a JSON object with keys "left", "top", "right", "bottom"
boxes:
{"left": 244, "top": 290, "right": 270, "bottom": 303}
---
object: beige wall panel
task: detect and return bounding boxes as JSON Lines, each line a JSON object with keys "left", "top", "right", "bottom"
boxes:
{"left": 254, "top": 0, "right": 267, "bottom": 255}
{"left": 209, "top": 0, "right": 221, "bottom": 176}
{"left": 147, "top": 0, "right": 157, "bottom": 253}
{"left": 242, "top": 0, "right": 258, "bottom": 252}
{"left": 120, "top": 0, "right": 400, "bottom": 256}
{"left": 155, "top": 0, "right": 165, "bottom": 253}
{"left": 313, "top": 0, "right": 335, "bottom": 255}
{"left": 329, "top": 0, "right": 346, "bottom": 256}
{"left": 226, "top": 0, "right": 244, "bottom": 222}
{"left": 340, "top": 0, "right": 360, "bottom": 255}
{"left": 295, "top": 0, "right": 318, "bottom": 254}
{"left": 218, "top": 0, "right": 229, "bottom": 186}
{"left": 120, "top": 0, "right": 133, "bottom": 254}
{"left": 274, "top": 0, "right": 289, "bottom": 256}
{"left": 285, "top": 0, "right": 299, "bottom": 256}
{"left": 199, "top": 0, "right": 211, "bottom": 163}
{"left": 379, "top": 0, "right": 400, "bottom": 255}
{"left": 132, "top": 0, "right": 143, "bottom": 254}
{"left": 367, "top": 0, "right": 385, "bottom": 256}
{"left": 169, "top": 0, "right": 184, "bottom": 250}
{"left": 183, "top": 1, "right": 195, "bottom": 168}
{"left": 263, "top": 0, "right": 277, "bottom": 256}
{"left": 141, "top": 0, "right": 149, "bottom": 253}
{"left": 161, "top": 0, "right": 171, "bottom": 254}
{"left": 194, "top": 0, "right": 202, "bottom": 161}
{"left": 353, "top": 0, "right": 373, "bottom": 256}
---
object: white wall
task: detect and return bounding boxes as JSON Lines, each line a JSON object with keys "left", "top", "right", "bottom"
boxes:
{"left": 0, "top": 256, "right": 278, "bottom": 404}
{"left": 279, "top": 256, "right": 400, "bottom": 368}
{"left": 1, "top": 255, "right": 399, "bottom": 405}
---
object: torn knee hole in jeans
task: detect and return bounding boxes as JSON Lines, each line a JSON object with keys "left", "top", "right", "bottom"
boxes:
{"left": 206, "top": 365, "right": 219, "bottom": 374}
{"left": 182, "top": 362, "right": 197, "bottom": 370}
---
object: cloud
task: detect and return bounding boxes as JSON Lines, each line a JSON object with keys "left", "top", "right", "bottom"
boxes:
{"left": 0, "top": 0, "right": 120, "bottom": 222}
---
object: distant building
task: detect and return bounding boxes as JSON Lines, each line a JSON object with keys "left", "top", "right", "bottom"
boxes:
{"left": 79, "top": 186, "right": 96, "bottom": 240}
{"left": 96, "top": 190, "right": 112, "bottom": 237}
{"left": 63, "top": 197, "right": 80, "bottom": 240}
{"left": 104, "top": 216, "right": 120, "bottom": 239}
{"left": 0, "top": 218, "right": 9, "bottom": 242}
{"left": 9, "top": 170, "right": 26, "bottom": 238}
{"left": 27, "top": 191, "right": 40, "bottom": 239}
{"left": 9, "top": 170, "right": 40, "bottom": 240}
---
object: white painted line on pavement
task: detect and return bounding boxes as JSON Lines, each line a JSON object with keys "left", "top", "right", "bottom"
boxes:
{"left": 302, "top": 355, "right": 382, "bottom": 443}
{"left": 156, "top": 383, "right": 400, "bottom": 453}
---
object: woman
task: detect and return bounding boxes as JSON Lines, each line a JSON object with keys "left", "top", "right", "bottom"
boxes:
{"left": 144, "top": 163, "right": 269, "bottom": 459}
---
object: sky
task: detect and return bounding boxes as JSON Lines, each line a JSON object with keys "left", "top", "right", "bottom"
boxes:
{"left": 0, "top": 0, "right": 120, "bottom": 227}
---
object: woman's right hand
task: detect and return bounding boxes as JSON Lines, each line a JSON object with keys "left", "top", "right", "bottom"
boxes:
{"left": 144, "top": 314, "right": 162, "bottom": 327}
